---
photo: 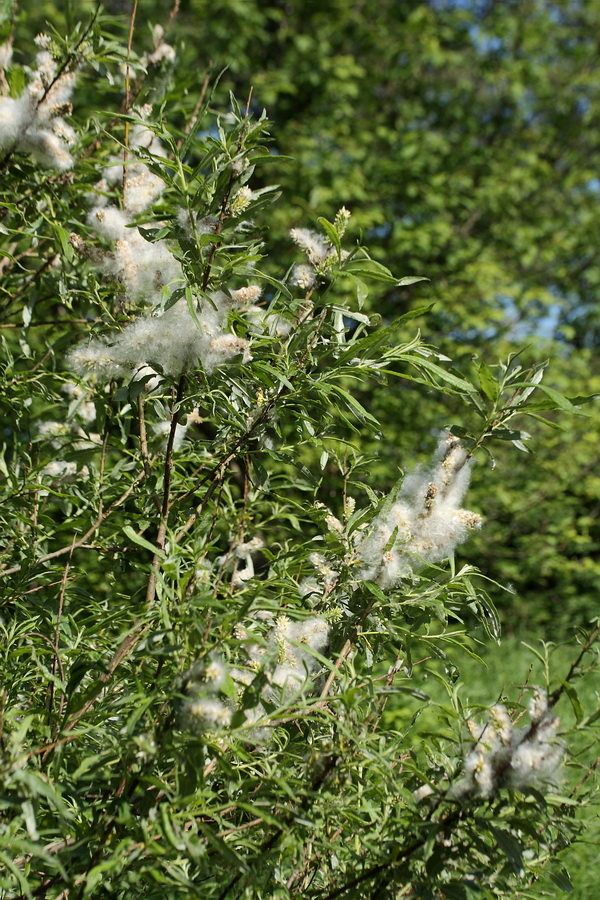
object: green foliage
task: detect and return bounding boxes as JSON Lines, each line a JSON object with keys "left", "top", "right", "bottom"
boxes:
{"left": 143, "top": 0, "right": 600, "bottom": 631}
{"left": 0, "top": 5, "right": 598, "bottom": 899}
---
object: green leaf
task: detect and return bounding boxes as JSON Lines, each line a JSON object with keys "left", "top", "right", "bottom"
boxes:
{"left": 13, "top": 770, "right": 71, "bottom": 818}
{"left": 362, "top": 581, "right": 388, "bottom": 602}
{"left": 252, "top": 269, "right": 293, "bottom": 299}
{"left": 478, "top": 361, "right": 499, "bottom": 402}
{"left": 196, "top": 822, "right": 250, "bottom": 871}
{"left": 52, "top": 223, "right": 74, "bottom": 263}
{"left": 550, "top": 866, "right": 573, "bottom": 893}
{"left": 343, "top": 256, "right": 397, "bottom": 283}
{"left": 512, "top": 383, "right": 589, "bottom": 415}
{"left": 122, "top": 525, "right": 165, "bottom": 559}
{"left": 559, "top": 679, "right": 583, "bottom": 723}
{"left": 397, "top": 275, "right": 429, "bottom": 286}
{"left": 353, "top": 276, "right": 368, "bottom": 306}
{"left": 405, "top": 356, "right": 476, "bottom": 393}
{"left": 326, "top": 383, "right": 379, "bottom": 424}
{"left": 317, "top": 216, "right": 341, "bottom": 258}
{"left": 383, "top": 525, "right": 399, "bottom": 553}
{"left": 489, "top": 826, "right": 523, "bottom": 874}
{"left": 159, "top": 803, "right": 186, "bottom": 851}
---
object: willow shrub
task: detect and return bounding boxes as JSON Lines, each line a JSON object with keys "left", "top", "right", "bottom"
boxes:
{"left": 0, "top": 11, "right": 598, "bottom": 900}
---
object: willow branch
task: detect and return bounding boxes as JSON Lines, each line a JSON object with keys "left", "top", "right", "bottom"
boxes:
{"left": 1, "top": 471, "right": 144, "bottom": 577}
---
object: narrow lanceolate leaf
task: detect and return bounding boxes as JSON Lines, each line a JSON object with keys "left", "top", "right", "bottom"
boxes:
{"left": 325, "top": 383, "right": 380, "bottom": 423}
{"left": 477, "top": 360, "right": 499, "bottom": 402}
{"left": 122, "top": 525, "right": 166, "bottom": 558}
{"left": 343, "top": 256, "right": 397, "bottom": 283}
{"left": 396, "top": 275, "right": 429, "bottom": 286}
{"left": 404, "top": 356, "right": 477, "bottom": 393}
{"left": 317, "top": 216, "right": 341, "bottom": 258}
{"left": 549, "top": 866, "right": 573, "bottom": 893}
{"left": 512, "top": 382, "right": 590, "bottom": 414}
{"left": 560, "top": 680, "right": 584, "bottom": 723}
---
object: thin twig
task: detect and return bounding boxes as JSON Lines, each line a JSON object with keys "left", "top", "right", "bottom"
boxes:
{"left": 1, "top": 577, "right": 70, "bottom": 608}
{"left": 137, "top": 396, "right": 152, "bottom": 477}
{"left": 62, "top": 620, "right": 154, "bottom": 735}
{"left": 177, "top": 67, "right": 212, "bottom": 149}
{"left": 244, "top": 86, "right": 254, "bottom": 117}
{"left": 368, "top": 646, "right": 405, "bottom": 733}
{"left": 46, "top": 539, "right": 75, "bottom": 736}
{"left": 59, "top": 381, "right": 188, "bottom": 733}
{"left": 549, "top": 625, "right": 599, "bottom": 707}
{"left": 163, "top": 0, "right": 181, "bottom": 34}
{"left": 319, "top": 596, "right": 377, "bottom": 700}
{"left": 1, "top": 470, "right": 144, "bottom": 577}
{"left": 144, "top": 375, "right": 185, "bottom": 608}
{"left": 122, "top": 0, "right": 139, "bottom": 207}
{"left": 0, "top": 318, "right": 97, "bottom": 328}
{"left": 137, "top": 394, "right": 162, "bottom": 513}
{"left": 0, "top": 253, "right": 58, "bottom": 319}
{"left": 217, "top": 817, "right": 262, "bottom": 838}
{"left": 200, "top": 109, "right": 251, "bottom": 292}
{"left": 97, "top": 396, "right": 113, "bottom": 518}
{"left": 31, "top": 347, "right": 53, "bottom": 372}
{"left": 83, "top": 0, "right": 180, "bottom": 161}
{"left": 319, "top": 639, "right": 354, "bottom": 700}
